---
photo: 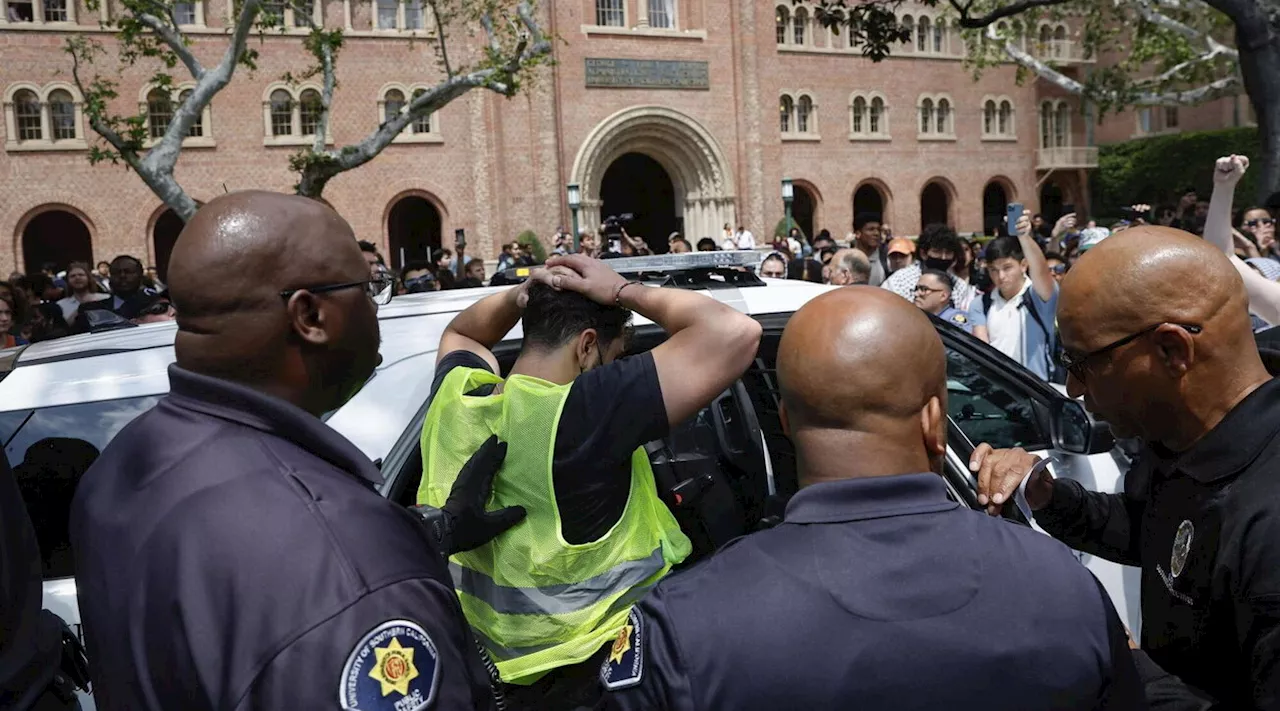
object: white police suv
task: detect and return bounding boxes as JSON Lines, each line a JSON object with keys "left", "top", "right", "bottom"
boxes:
{"left": 0, "top": 251, "right": 1137, "bottom": 709}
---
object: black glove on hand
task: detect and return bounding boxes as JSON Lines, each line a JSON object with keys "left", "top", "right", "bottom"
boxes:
{"left": 417, "top": 435, "right": 526, "bottom": 556}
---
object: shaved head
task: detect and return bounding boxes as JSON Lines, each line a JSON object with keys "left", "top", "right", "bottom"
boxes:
{"left": 168, "top": 191, "right": 381, "bottom": 416}
{"left": 778, "top": 287, "right": 947, "bottom": 484}
{"left": 1060, "top": 226, "right": 1268, "bottom": 446}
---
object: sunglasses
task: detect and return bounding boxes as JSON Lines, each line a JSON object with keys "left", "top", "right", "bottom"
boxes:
{"left": 1050, "top": 264, "right": 1067, "bottom": 275}
{"left": 1246, "top": 218, "right": 1276, "bottom": 228}
{"left": 1059, "top": 322, "right": 1202, "bottom": 382}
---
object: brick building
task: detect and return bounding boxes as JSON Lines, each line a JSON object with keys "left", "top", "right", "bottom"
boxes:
{"left": 1, "top": 0, "right": 1153, "bottom": 277}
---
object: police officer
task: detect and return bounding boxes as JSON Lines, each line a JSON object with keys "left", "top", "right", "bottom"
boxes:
{"left": 975, "top": 227, "right": 1280, "bottom": 707}
{"left": 70, "top": 191, "right": 525, "bottom": 711}
{"left": 598, "top": 287, "right": 1143, "bottom": 710}
{"left": 0, "top": 451, "right": 84, "bottom": 710}
{"left": 913, "top": 268, "right": 989, "bottom": 342}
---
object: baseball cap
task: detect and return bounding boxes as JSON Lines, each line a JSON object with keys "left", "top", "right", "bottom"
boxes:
{"left": 1077, "top": 227, "right": 1111, "bottom": 253}
{"left": 887, "top": 238, "right": 915, "bottom": 256}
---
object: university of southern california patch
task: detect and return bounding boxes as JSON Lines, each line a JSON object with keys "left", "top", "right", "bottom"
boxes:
{"left": 600, "top": 609, "right": 644, "bottom": 690}
{"left": 340, "top": 620, "right": 439, "bottom": 711}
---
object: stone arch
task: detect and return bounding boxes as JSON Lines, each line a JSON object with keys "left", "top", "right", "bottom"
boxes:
{"left": 13, "top": 202, "right": 97, "bottom": 274}
{"left": 382, "top": 189, "right": 448, "bottom": 269}
{"left": 570, "top": 106, "right": 735, "bottom": 242}
{"left": 852, "top": 178, "right": 893, "bottom": 226}
{"left": 920, "top": 177, "right": 957, "bottom": 230}
{"left": 790, "top": 178, "right": 823, "bottom": 241}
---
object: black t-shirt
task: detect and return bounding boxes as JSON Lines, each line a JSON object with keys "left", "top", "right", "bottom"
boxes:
{"left": 429, "top": 350, "right": 668, "bottom": 544}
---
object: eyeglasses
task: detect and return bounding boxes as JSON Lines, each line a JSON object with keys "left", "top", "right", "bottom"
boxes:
{"left": 1246, "top": 218, "right": 1276, "bottom": 228}
{"left": 1049, "top": 264, "right": 1067, "bottom": 275}
{"left": 913, "top": 284, "right": 947, "bottom": 295}
{"left": 1059, "top": 322, "right": 1202, "bottom": 382}
{"left": 279, "top": 273, "right": 395, "bottom": 307}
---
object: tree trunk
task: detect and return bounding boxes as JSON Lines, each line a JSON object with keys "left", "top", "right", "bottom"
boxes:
{"left": 1233, "top": 9, "right": 1280, "bottom": 204}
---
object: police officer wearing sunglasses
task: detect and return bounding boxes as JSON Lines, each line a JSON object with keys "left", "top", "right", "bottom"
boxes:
{"left": 972, "top": 227, "right": 1280, "bottom": 708}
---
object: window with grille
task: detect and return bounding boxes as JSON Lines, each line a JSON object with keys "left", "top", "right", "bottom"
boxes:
{"left": 919, "top": 98, "right": 933, "bottom": 134}
{"left": 852, "top": 97, "right": 866, "bottom": 133}
{"left": 174, "top": 2, "right": 196, "bottom": 24}
{"left": 780, "top": 96, "right": 793, "bottom": 133}
{"left": 147, "top": 88, "right": 173, "bottom": 139}
{"left": 793, "top": 8, "right": 806, "bottom": 45}
{"left": 14, "top": 90, "right": 41, "bottom": 140}
{"left": 1053, "top": 103, "right": 1069, "bottom": 146}
{"left": 376, "top": 0, "right": 397, "bottom": 28}
{"left": 936, "top": 98, "right": 950, "bottom": 134}
{"left": 934, "top": 20, "right": 944, "bottom": 52}
{"left": 384, "top": 89, "right": 405, "bottom": 124}
{"left": 1164, "top": 106, "right": 1179, "bottom": 129}
{"left": 270, "top": 89, "right": 293, "bottom": 136}
{"left": 648, "top": 0, "right": 673, "bottom": 29}
{"left": 48, "top": 90, "right": 76, "bottom": 140}
{"left": 299, "top": 89, "right": 322, "bottom": 135}
{"left": 869, "top": 98, "right": 883, "bottom": 133}
{"left": 42, "top": 0, "right": 66, "bottom": 21}
{"left": 262, "top": 0, "right": 284, "bottom": 21}
{"left": 596, "top": 0, "right": 623, "bottom": 27}
{"left": 293, "top": 0, "right": 313, "bottom": 26}
{"left": 998, "top": 101, "right": 1011, "bottom": 134}
{"left": 983, "top": 101, "right": 995, "bottom": 134}
{"left": 179, "top": 89, "right": 203, "bottom": 137}
{"left": 775, "top": 7, "right": 788, "bottom": 44}
{"left": 411, "top": 88, "right": 431, "bottom": 133}
{"left": 404, "top": 0, "right": 423, "bottom": 29}
{"left": 917, "top": 17, "right": 929, "bottom": 52}
{"left": 797, "top": 96, "right": 812, "bottom": 133}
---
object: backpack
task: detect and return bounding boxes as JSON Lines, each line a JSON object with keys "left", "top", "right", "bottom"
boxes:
{"left": 979, "top": 290, "right": 1065, "bottom": 383}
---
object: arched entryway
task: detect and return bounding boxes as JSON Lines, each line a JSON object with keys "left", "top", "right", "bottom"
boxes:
{"left": 791, "top": 183, "right": 816, "bottom": 241}
{"left": 1040, "top": 181, "right": 1065, "bottom": 223}
{"left": 571, "top": 106, "right": 735, "bottom": 243}
{"left": 982, "top": 182, "right": 1009, "bottom": 236}
{"left": 853, "top": 182, "right": 887, "bottom": 221}
{"left": 152, "top": 208, "right": 185, "bottom": 282}
{"left": 600, "top": 153, "right": 678, "bottom": 253}
{"left": 386, "top": 194, "right": 443, "bottom": 270}
{"left": 21, "top": 208, "right": 93, "bottom": 275}
{"left": 920, "top": 181, "right": 952, "bottom": 230}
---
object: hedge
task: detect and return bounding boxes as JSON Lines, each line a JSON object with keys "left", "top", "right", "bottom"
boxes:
{"left": 1091, "top": 127, "right": 1261, "bottom": 220}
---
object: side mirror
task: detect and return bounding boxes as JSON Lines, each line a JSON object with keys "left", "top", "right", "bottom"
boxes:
{"left": 1050, "top": 399, "right": 1115, "bottom": 455}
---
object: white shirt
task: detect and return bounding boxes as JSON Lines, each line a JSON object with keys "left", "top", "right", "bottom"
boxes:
{"left": 722, "top": 230, "right": 755, "bottom": 250}
{"left": 56, "top": 293, "right": 109, "bottom": 324}
{"left": 986, "top": 278, "right": 1032, "bottom": 364}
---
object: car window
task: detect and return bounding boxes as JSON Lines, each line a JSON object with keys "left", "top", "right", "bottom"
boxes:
{"left": 2, "top": 396, "right": 162, "bottom": 579}
{"left": 945, "top": 348, "right": 1047, "bottom": 450}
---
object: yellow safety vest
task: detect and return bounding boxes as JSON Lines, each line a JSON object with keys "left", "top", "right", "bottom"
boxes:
{"left": 419, "top": 366, "right": 691, "bottom": 684}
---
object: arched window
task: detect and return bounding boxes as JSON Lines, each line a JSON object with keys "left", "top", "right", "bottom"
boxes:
{"left": 917, "top": 17, "right": 930, "bottom": 52}
{"left": 797, "top": 95, "right": 812, "bottom": 133}
{"left": 179, "top": 89, "right": 203, "bottom": 137}
{"left": 1054, "top": 102, "right": 1069, "bottom": 147}
{"left": 793, "top": 7, "right": 807, "bottom": 45}
{"left": 869, "top": 97, "right": 884, "bottom": 134}
{"left": 902, "top": 15, "right": 914, "bottom": 49}
{"left": 936, "top": 98, "right": 950, "bottom": 134}
{"left": 1052, "top": 25, "right": 1066, "bottom": 57}
{"left": 983, "top": 100, "right": 996, "bottom": 134}
{"left": 776, "top": 6, "right": 789, "bottom": 44}
{"left": 1040, "top": 101, "right": 1053, "bottom": 147}
{"left": 1038, "top": 24, "right": 1051, "bottom": 54}
{"left": 146, "top": 87, "right": 173, "bottom": 139}
{"left": 269, "top": 89, "right": 293, "bottom": 136}
{"left": 852, "top": 96, "right": 866, "bottom": 133}
{"left": 411, "top": 88, "right": 431, "bottom": 133}
{"left": 919, "top": 97, "right": 934, "bottom": 134}
{"left": 299, "top": 89, "right": 322, "bottom": 136}
{"left": 998, "top": 101, "right": 1012, "bottom": 134}
{"left": 995, "top": 20, "right": 1008, "bottom": 42}
{"left": 934, "top": 19, "right": 945, "bottom": 53}
{"left": 47, "top": 89, "right": 76, "bottom": 141}
{"left": 383, "top": 88, "right": 405, "bottom": 124}
{"left": 780, "top": 95, "right": 794, "bottom": 133}
{"left": 14, "top": 89, "right": 42, "bottom": 141}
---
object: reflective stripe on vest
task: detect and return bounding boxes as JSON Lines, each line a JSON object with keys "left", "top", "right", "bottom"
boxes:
{"left": 468, "top": 581, "right": 656, "bottom": 661}
{"left": 449, "top": 546, "right": 665, "bottom": 616}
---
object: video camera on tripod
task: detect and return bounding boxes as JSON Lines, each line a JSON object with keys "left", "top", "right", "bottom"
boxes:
{"left": 601, "top": 213, "right": 634, "bottom": 251}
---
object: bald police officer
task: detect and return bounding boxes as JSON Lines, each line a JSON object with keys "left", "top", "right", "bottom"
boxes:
{"left": 71, "top": 192, "right": 524, "bottom": 711}
{"left": 598, "top": 287, "right": 1142, "bottom": 710}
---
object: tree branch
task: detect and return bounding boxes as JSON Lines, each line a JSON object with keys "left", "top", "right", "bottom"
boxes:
{"left": 948, "top": 0, "right": 1073, "bottom": 29}
{"left": 291, "top": 4, "right": 336, "bottom": 154}
{"left": 133, "top": 12, "right": 206, "bottom": 79}
{"left": 479, "top": 11, "right": 501, "bottom": 59}
{"left": 428, "top": 0, "right": 453, "bottom": 78}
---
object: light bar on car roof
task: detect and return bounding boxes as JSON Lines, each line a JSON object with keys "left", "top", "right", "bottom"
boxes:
{"left": 603, "top": 250, "right": 764, "bottom": 274}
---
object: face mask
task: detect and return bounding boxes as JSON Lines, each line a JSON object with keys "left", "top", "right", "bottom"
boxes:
{"left": 923, "top": 256, "right": 953, "bottom": 272}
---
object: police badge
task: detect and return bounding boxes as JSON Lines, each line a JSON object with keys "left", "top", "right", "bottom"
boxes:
{"left": 1170, "top": 519, "right": 1194, "bottom": 579}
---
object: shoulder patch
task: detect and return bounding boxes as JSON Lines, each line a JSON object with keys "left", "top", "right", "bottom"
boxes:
{"left": 340, "top": 620, "right": 440, "bottom": 711}
{"left": 599, "top": 609, "right": 644, "bottom": 691}
{"left": 950, "top": 313, "right": 968, "bottom": 324}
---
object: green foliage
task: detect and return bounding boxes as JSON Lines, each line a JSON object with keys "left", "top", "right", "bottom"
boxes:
{"left": 773, "top": 218, "right": 807, "bottom": 241}
{"left": 1092, "top": 127, "right": 1262, "bottom": 217}
{"left": 516, "top": 229, "right": 546, "bottom": 261}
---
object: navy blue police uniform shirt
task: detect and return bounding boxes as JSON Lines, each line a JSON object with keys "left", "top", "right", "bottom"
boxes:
{"left": 1036, "top": 375, "right": 1280, "bottom": 708}
{"left": 598, "top": 473, "right": 1145, "bottom": 711}
{"left": 69, "top": 365, "right": 496, "bottom": 711}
